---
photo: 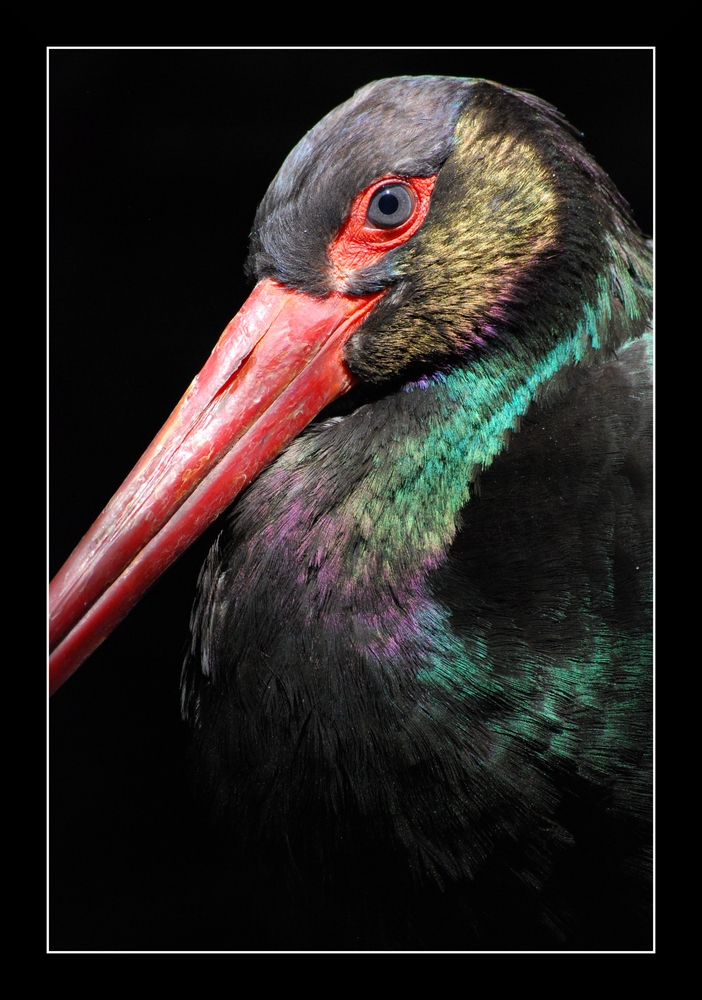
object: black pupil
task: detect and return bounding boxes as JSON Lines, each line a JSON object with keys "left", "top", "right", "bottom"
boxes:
{"left": 378, "top": 193, "right": 399, "bottom": 216}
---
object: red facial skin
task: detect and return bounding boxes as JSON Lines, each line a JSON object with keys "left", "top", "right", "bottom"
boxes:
{"left": 329, "top": 175, "right": 436, "bottom": 281}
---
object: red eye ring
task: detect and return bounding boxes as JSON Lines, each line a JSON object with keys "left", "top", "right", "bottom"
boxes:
{"left": 328, "top": 174, "right": 437, "bottom": 280}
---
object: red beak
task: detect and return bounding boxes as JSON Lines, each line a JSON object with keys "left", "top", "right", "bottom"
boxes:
{"left": 49, "top": 278, "right": 383, "bottom": 694}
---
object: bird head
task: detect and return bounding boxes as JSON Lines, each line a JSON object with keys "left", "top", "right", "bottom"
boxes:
{"left": 250, "top": 75, "right": 650, "bottom": 382}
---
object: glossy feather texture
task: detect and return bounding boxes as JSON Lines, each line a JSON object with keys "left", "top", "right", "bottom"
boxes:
{"left": 178, "top": 77, "right": 652, "bottom": 950}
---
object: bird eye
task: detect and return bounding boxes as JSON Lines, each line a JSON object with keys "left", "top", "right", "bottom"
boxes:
{"left": 366, "top": 184, "right": 415, "bottom": 229}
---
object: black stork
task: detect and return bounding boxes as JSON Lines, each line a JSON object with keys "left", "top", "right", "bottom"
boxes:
{"left": 50, "top": 75, "right": 653, "bottom": 951}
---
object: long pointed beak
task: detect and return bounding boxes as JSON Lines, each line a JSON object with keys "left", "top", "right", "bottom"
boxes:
{"left": 50, "top": 278, "right": 383, "bottom": 694}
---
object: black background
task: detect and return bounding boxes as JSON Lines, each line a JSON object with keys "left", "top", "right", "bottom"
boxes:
{"left": 49, "top": 48, "right": 653, "bottom": 952}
